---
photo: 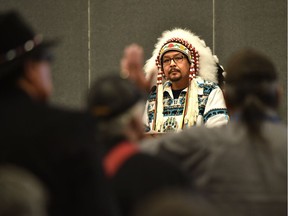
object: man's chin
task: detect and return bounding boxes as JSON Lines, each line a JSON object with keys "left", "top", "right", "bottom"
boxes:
{"left": 169, "top": 76, "right": 182, "bottom": 82}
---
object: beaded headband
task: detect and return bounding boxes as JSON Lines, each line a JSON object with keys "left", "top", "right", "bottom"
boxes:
{"left": 0, "top": 34, "right": 43, "bottom": 64}
{"left": 155, "top": 38, "right": 200, "bottom": 85}
{"left": 159, "top": 42, "right": 192, "bottom": 62}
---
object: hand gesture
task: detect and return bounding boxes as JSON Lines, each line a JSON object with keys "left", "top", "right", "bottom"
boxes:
{"left": 121, "top": 43, "right": 154, "bottom": 92}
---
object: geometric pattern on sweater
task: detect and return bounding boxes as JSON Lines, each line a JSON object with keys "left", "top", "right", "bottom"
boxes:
{"left": 145, "top": 78, "right": 228, "bottom": 132}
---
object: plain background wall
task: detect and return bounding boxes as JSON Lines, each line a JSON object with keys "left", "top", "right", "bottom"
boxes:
{"left": 1, "top": 0, "right": 287, "bottom": 122}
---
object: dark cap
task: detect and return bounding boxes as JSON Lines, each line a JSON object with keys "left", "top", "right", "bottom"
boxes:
{"left": 87, "top": 74, "right": 147, "bottom": 119}
{"left": 0, "top": 11, "right": 56, "bottom": 79}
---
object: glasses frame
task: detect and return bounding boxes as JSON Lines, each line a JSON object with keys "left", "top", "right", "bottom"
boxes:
{"left": 162, "top": 54, "right": 186, "bottom": 67}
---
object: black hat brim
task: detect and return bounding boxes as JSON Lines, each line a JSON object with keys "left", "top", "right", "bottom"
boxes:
{"left": 0, "top": 39, "right": 57, "bottom": 80}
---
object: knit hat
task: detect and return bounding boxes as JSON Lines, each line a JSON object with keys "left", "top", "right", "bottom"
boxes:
{"left": 87, "top": 74, "right": 146, "bottom": 120}
{"left": 144, "top": 28, "right": 220, "bottom": 131}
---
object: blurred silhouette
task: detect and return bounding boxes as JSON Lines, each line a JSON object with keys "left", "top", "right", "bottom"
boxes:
{"left": 0, "top": 11, "right": 118, "bottom": 216}
{"left": 132, "top": 189, "right": 224, "bottom": 216}
{"left": 88, "top": 74, "right": 190, "bottom": 216}
{"left": 0, "top": 165, "right": 48, "bottom": 216}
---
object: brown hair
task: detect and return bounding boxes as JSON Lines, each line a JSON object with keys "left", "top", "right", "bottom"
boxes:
{"left": 225, "top": 48, "right": 279, "bottom": 140}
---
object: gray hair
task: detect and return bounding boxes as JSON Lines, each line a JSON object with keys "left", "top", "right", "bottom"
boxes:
{"left": 0, "top": 165, "right": 48, "bottom": 216}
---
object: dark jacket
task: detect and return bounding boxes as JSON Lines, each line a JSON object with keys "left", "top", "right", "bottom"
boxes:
{"left": 103, "top": 136, "right": 189, "bottom": 216}
{"left": 0, "top": 86, "right": 118, "bottom": 216}
{"left": 141, "top": 120, "right": 287, "bottom": 216}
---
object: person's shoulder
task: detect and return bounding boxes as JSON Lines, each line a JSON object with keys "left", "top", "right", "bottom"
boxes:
{"left": 196, "top": 77, "right": 219, "bottom": 88}
{"left": 263, "top": 121, "right": 287, "bottom": 146}
{"left": 149, "top": 85, "right": 157, "bottom": 94}
{"left": 195, "top": 76, "right": 222, "bottom": 95}
{"left": 121, "top": 152, "right": 189, "bottom": 184}
{"left": 124, "top": 152, "right": 182, "bottom": 173}
{"left": 163, "top": 81, "right": 172, "bottom": 88}
{"left": 36, "top": 104, "right": 95, "bottom": 135}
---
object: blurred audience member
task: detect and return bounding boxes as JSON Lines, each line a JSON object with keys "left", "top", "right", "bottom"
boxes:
{"left": 132, "top": 189, "right": 224, "bottom": 216}
{"left": 141, "top": 49, "right": 287, "bottom": 216}
{"left": 0, "top": 11, "right": 118, "bottom": 216}
{"left": 88, "top": 74, "right": 189, "bottom": 216}
{"left": 0, "top": 165, "right": 48, "bottom": 216}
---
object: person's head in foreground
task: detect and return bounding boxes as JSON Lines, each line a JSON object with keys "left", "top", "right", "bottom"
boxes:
{"left": 0, "top": 11, "right": 55, "bottom": 102}
{"left": 224, "top": 48, "right": 282, "bottom": 140}
{"left": 87, "top": 74, "right": 147, "bottom": 143}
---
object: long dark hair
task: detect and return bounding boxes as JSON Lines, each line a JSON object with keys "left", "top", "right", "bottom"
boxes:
{"left": 224, "top": 49, "right": 279, "bottom": 140}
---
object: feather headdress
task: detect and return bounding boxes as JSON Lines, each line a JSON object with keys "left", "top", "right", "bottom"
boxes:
{"left": 144, "top": 28, "right": 218, "bottom": 84}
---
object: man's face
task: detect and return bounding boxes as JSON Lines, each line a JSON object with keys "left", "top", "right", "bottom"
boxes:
{"left": 162, "top": 51, "right": 190, "bottom": 83}
{"left": 24, "top": 59, "right": 53, "bottom": 102}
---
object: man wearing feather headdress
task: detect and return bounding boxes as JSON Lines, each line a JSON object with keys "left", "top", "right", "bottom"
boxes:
{"left": 142, "top": 28, "right": 229, "bottom": 133}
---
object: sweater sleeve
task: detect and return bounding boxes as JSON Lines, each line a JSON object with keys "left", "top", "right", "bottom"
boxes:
{"left": 203, "top": 87, "right": 229, "bottom": 128}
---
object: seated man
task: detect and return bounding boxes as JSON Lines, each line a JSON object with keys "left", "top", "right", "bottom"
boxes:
{"left": 121, "top": 29, "right": 229, "bottom": 133}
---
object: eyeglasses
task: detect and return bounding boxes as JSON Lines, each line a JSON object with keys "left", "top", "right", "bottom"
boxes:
{"left": 162, "top": 55, "right": 186, "bottom": 66}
